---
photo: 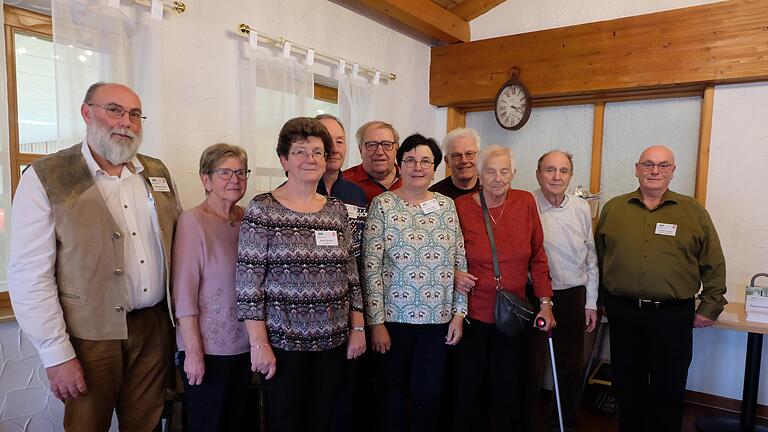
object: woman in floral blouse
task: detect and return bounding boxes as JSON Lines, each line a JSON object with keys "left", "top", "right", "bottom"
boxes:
{"left": 363, "top": 133, "right": 469, "bottom": 432}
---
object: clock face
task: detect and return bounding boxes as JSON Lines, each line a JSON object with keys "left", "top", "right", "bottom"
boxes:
{"left": 495, "top": 81, "right": 531, "bottom": 131}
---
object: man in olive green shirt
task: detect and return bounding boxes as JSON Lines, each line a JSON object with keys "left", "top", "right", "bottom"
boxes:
{"left": 595, "top": 145, "right": 726, "bottom": 432}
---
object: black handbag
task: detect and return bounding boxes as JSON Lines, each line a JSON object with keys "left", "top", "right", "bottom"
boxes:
{"left": 480, "top": 191, "right": 536, "bottom": 337}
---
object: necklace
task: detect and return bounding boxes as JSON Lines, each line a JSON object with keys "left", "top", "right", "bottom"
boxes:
{"left": 487, "top": 200, "right": 507, "bottom": 226}
{"left": 204, "top": 201, "right": 241, "bottom": 226}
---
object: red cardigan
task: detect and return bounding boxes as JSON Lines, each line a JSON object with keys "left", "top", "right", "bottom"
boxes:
{"left": 456, "top": 189, "right": 553, "bottom": 324}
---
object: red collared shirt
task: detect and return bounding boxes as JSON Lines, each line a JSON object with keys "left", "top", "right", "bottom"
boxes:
{"left": 342, "top": 164, "right": 402, "bottom": 204}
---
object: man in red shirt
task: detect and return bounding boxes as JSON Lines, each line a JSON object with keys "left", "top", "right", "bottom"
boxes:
{"left": 343, "top": 120, "right": 402, "bottom": 203}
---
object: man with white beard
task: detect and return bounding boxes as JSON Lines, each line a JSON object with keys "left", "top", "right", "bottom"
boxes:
{"left": 8, "top": 82, "right": 180, "bottom": 431}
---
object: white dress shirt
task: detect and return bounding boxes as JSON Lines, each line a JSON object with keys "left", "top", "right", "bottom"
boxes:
{"left": 7, "top": 141, "right": 166, "bottom": 367}
{"left": 534, "top": 189, "right": 599, "bottom": 310}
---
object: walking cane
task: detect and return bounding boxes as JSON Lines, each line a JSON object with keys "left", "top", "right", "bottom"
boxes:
{"left": 537, "top": 317, "right": 565, "bottom": 432}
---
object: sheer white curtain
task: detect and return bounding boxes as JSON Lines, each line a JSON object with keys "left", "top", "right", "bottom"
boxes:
{"left": 238, "top": 42, "right": 314, "bottom": 196}
{"left": 52, "top": 0, "right": 163, "bottom": 153}
{"left": 338, "top": 74, "right": 378, "bottom": 167}
{"left": 0, "top": 0, "right": 11, "bottom": 290}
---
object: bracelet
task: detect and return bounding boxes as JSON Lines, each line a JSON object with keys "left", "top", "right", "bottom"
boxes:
{"left": 250, "top": 343, "right": 263, "bottom": 349}
{"left": 453, "top": 312, "right": 466, "bottom": 318}
{"left": 350, "top": 326, "right": 365, "bottom": 333}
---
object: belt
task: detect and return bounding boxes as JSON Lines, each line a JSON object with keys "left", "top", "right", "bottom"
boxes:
{"left": 610, "top": 293, "right": 692, "bottom": 310}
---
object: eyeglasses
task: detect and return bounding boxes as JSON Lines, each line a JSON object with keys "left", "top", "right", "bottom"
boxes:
{"left": 449, "top": 151, "right": 478, "bottom": 162}
{"left": 541, "top": 167, "right": 572, "bottom": 175}
{"left": 403, "top": 158, "right": 434, "bottom": 169}
{"left": 638, "top": 161, "right": 674, "bottom": 173}
{"left": 88, "top": 103, "right": 146, "bottom": 124}
{"left": 289, "top": 149, "right": 327, "bottom": 160}
{"left": 211, "top": 168, "right": 251, "bottom": 180}
{"left": 364, "top": 140, "right": 396, "bottom": 151}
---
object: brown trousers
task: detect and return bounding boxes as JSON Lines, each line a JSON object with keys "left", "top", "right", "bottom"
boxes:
{"left": 63, "top": 304, "right": 173, "bottom": 432}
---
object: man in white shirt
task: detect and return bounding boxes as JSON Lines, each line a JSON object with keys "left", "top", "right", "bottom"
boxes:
{"left": 534, "top": 150, "right": 599, "bottom": 432}
{"left": 7, "top": 82, "right": 180, "bottom": 431}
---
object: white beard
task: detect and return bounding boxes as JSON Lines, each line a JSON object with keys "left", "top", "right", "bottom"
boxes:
{"left": 87, "top": 121, "right": 142, "bottom": 165}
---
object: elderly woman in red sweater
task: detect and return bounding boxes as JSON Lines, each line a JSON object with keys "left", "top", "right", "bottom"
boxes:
{"left": 449, "top": 144, "right": 555, "bottom": 431}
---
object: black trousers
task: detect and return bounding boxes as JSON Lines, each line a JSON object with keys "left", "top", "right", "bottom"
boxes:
{"left": 264, "top": 345, "right": 346, "bottom": 432}
{"left": 330, "top": 346, "right": 383, "bottom": 432}
{"left": 546, "top": 286, "right": 588, "bottom": 431}
{"left": 605, "top": 293, "right": 695, "bottom": 432}
{"left": 379, "top": 322, "right": 449, "bottom": 432}
{"left": 177, "top": 351, "right": 253, "bottom": 432}
{"left": 450, "top": 318, "right": 524, "bottom": 432}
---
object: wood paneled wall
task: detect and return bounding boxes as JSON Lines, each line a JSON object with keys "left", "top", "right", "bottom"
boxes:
{"left": 430, "top": 0, "right": 768, "bottom": 107}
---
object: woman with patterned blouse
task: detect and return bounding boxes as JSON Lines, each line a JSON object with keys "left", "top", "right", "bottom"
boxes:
{"left": 236, "top": 117, "right": 365, "bottom": 432}
{"left": 363, "top": 133, "right": 469, "bottom": 432}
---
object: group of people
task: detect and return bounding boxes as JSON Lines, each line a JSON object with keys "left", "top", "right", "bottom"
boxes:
{"left": 6, "top": 81, "right": 727, "bottom": 432}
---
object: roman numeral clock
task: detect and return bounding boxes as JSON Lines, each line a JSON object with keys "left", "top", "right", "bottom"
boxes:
{"left": 494, "top": 67, "right": 532, "bottom": 131}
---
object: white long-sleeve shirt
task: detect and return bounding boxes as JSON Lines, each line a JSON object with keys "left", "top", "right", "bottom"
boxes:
{"left": 534, "top": 189, "right": 599, "bottom": 310}
{"left": 7, "top": 141, "right": 165, "bottom": 367}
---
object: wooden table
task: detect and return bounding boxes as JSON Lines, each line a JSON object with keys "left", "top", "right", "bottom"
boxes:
{"left": 695, "top": 302, "right": 768, "bottom": 432}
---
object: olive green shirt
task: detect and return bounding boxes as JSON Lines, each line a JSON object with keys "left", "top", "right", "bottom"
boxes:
{"left": 595, "top": 189, "right": 727, "bottom": 320}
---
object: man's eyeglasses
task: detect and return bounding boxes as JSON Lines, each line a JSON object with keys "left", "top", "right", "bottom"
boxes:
{"left": 364, "top": 140, "right": 396, "bottom": 151}
{"left": 403, "top": 158, "right": 434, "bottom": 169}
{"left": 638, "top": 161, "right": 674, "bottom": 173}
{"left": 211, "top": 168, "right": 251, "bottom": 180}
{"left": 449, "top": 151, "right": 478, "bottom": 162}
{"left": 289, "top": 149, "right": 327, "bottom": 160}
{"left": 88, "top": 103, "right": 146, "bottom": 124}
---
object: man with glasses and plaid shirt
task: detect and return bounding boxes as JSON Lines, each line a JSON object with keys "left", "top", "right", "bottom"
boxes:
{"left": 8, "top": 82, "right": 180, "bottom": 431}
{"left": 343, "top": 120, "right": 403, "bottom": 203}
{"left": 429, "top": 127, "right": 482, "bottom": 200}
{"left": 595, "top": 145, "right": 727, "bottom": 432}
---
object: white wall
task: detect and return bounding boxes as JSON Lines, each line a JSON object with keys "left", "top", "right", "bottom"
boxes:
{"left": 467, "top": 0, "right": 768, "bottom": 406}
{"left": 688, "top": 82, "right": 768, "bottom": 403}
{"left": 146, "top": 0, "right": 443, "bottom": 208}
{"left": 0, "top": 1, "right": 442, "bottom": 430}
{"left": 471, "top": 0, "right": 724, "bottom": 41}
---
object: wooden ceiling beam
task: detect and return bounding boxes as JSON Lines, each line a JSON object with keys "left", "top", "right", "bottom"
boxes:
{"left": 448, "top": 0, "right": 506, "bottom": 21}
{"left": 430, "top": 0, "right": 768, "bottom": 106}
{"left": 359, "top": 0, "right": 471, "bottom": 44}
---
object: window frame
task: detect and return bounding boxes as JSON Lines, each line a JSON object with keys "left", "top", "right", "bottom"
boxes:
{"left": 1, "top": 5, "right": 53, "bottom": 312}
{"left": 3, "top": 5, "right": 53, "bottom": 197}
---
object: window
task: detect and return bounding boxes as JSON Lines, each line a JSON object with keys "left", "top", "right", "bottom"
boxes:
{"left": 4, "top": 5, "right": 54, "bottom": 195}
{"left": 1, "top": 6, "right": 53, "bottom": 295}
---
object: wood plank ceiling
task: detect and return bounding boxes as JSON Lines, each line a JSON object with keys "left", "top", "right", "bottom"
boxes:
{"left": 355, "top": 0, "right": 506, "bottom": 44}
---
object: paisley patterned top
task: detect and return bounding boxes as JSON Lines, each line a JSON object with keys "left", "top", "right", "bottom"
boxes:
{"left": 236, "top": 193, "right": 363, "bottom": 352}
{"left": 362, "top": 191, "right": 468, "bottom": 325}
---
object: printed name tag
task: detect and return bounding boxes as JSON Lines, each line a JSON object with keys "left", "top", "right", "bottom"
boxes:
{"left": 148, "top": 177, "right": 171, "bottom": 192}
{"left": 314, "top": 230, "right": 339, "bottom": 246}
{"left": 345, "top": 204, "right": 362, "bottom": 220}
{"left": 655, "top": 222, "right": 677, "bottom": 236}
{"left": 419, "top": 199, "right": 439, "bottom": 215}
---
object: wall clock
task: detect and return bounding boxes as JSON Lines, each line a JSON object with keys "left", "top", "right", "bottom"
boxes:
{"left": 494, "top": 67, "right": 532, "bottom": 131}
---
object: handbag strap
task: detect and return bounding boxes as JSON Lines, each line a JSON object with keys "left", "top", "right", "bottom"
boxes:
{"left": 479, "top": 191, "right": 502, "bottom": 291}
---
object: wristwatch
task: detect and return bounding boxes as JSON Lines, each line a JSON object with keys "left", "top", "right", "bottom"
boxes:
{"left": 540, "top": 299, "right": 554, "bottom": 307}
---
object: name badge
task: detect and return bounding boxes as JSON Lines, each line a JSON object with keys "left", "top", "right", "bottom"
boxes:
{"left": 345, "top": 204, "right": 363, "bottom": 220}
{"left": 314, "top": 230, "right": 339, "bottom": 246}
{"left": 419, "top": 199, "right": 440, "bottom": 215}
{"left": 148, "top": 177, "right": 171, "bottom": 192}
{"left": 655, "top": 222, "right": 677, "bottom": 236}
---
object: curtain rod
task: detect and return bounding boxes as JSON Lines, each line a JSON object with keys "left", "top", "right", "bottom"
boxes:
{"left": 237, "top": 23, "right": 396, "bottom": 82}
{"left": 134, "top": 0, "right": 186, "bottom": 13}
